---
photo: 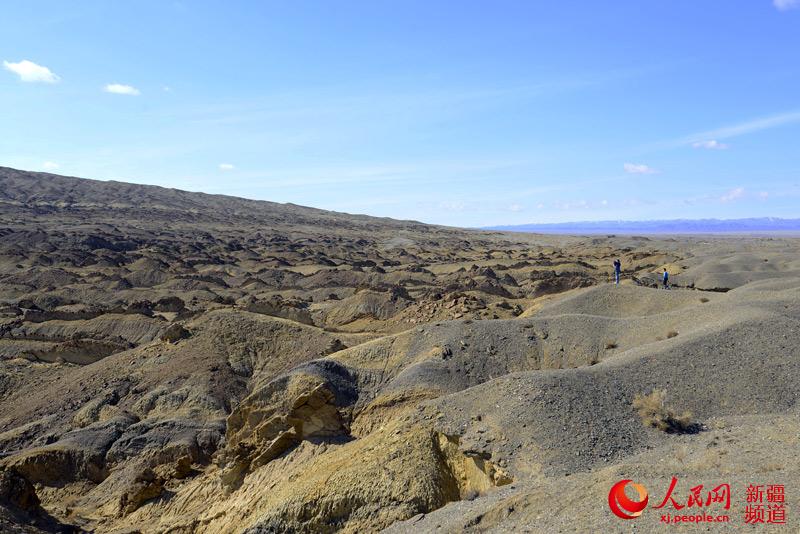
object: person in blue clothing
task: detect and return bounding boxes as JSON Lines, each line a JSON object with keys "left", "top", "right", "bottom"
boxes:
{"left": 613, "top": 259, "right": 621, "bottom": 285}
{"left": 662, "top": 268, "right": 670, "bottom": 289}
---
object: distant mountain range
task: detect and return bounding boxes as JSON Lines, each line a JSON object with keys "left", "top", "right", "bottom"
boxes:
{"left": 486, "top": 218, "right": 800, "bottom": 234}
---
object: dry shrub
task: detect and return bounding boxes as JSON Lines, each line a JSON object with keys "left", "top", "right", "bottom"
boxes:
{"left": 760, "top": 462, "right": 783, "bottom": 473}
{"left": 604, "top": 341, "right": 618, "bottom": 350}
{"left": 633, "top": 389, "right": 694, "bottom": 433}
{"left": 690, "top": 448, "right": 725, "bottom": 471}
{"left": 666, "top": 330, "right": 679, "bottom": 339}
{"left": 674, "top": 445, "right": 688, "bottom": 464}
{"left": 699, "top": 297, "right": 710, "bottom": 303}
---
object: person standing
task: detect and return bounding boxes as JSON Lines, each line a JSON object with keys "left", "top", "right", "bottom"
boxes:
{"left": 662, "top": 268, "right": 670, "bottom": 289}
{"left": 613, "top": 259, "right": 621, "bottom": 285}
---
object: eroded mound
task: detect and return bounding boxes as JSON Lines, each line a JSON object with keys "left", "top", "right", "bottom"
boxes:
{"left": 1, "top": 168, "right": 798, "bottom": 533}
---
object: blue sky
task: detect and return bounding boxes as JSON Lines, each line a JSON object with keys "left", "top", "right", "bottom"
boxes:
{"left": 1, "top": 1, "right": 798, "bottom": 227}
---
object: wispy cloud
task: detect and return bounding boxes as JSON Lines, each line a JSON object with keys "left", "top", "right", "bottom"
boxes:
{"left": 646, "top": 110, "right": 800, "bottom": 152}
{"left": 3, "top": 59, "right": 60, "bottom": 83}
{"left": 692, "top": 139, "right": 728, "bottom": 150}
{"left": 774, "top": 0, "right": 800, "bottom": 11}
{"left": 508, "top": 203, "right": 523, "bottom": 212}
{"left": 214, "top": 160, "right": 519, "bottom": 189}
{"left": 218, "top": 163, "right": 235, "bottom": 171}
{"left": 624, "top": 162, "right": 658, "bottom": 174}
{"left": 104, "top": 83, "right": 140, "bottom": 96}
{"left": 42, "top": 161, "right": 60, "bottom": 170}
{"left": 682, "top": 110, "right": 800, "bottom": 145}
{"left": 172, "top": 64, "right": 658, "bottom": 129}
{"left": 720, "top": 187, "right": 745, "bottom": 203}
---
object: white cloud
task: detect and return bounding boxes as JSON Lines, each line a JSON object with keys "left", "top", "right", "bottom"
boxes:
{"left": 720, "top": 187, "right": 745, "bottom": 203}
{"left": 104, "top": 83, "right": 140, "bottom": 96}
{"left": 692, "top": 139, "right": 729, "bottom": 150}
{"left": 42, "top": 161, "right": 60, "bottom": 170}
{"left": 774, "top": 0, "right": 800, "bottom": 11}
{"left": 3, "top": 59, "right": 60, "bottom": 83}
{"left": 623, "top": 162, "right": 658, "bottom": 174}
{"left": 601, "top": 199, "right": 608, "bottom": 206}
{"left": 508, "top": 203, "right": 523, "bottom": 212}
{"left": 536, "top": 203, "right": 545, "bottom": 209}
{"left": 652, "top": 110, "right": 800, "bottom": 151}
{"left": 218, "top": 163, "right": 235, "bottom": 171}
{"left": 684, "top": 110, "right": 800, "bottom": 145}
{"left": 759, "top": 191, "right": 769, "bottom": 200}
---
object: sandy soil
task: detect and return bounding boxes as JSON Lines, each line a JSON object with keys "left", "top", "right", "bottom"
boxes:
{"left": 0, "top": 167, "right": 797, "bottom": 533}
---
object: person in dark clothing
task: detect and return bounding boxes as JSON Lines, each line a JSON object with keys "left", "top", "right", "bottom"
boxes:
{"left": 613, "top": 259, "right": 621, "bottom": 285}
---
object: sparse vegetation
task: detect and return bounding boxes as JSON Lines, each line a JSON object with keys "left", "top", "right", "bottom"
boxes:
{"left": 760, "top": 462, "right": 783, "bottom": 473}
{"left": 633, "top": 389, "right": 695, "bottom": 433}
{"left": 699, "top": 297, "right": 710, "bottom": 303}
{"left": 666, "top": 330, "right": 679, "bottom": 339}
{"left": 0, "top": 168, "right": 794, "bottom": 534}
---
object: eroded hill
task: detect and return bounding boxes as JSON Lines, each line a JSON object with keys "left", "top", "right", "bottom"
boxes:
{"left": 0, "top": 167, "right": 798, "bottom": 533}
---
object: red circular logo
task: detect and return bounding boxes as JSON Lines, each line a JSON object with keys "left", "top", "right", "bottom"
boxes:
{"left": 608, "top": 479, "right": 649, "bottom": 519}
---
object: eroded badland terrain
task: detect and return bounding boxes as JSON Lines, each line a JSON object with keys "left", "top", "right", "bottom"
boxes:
{"left": 0, "top": 166, "right": 798, "bottom": 533}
